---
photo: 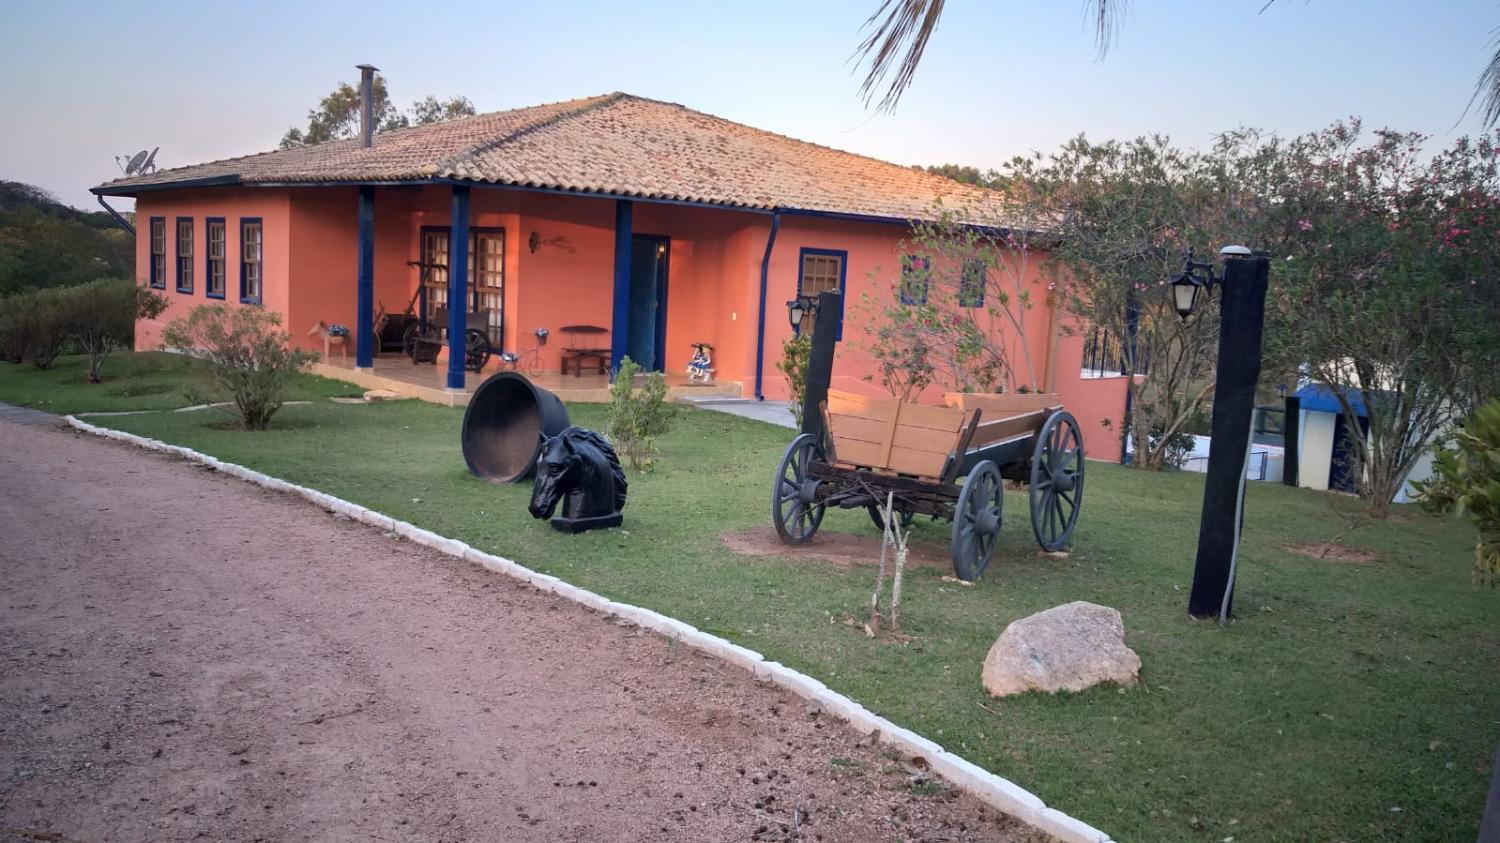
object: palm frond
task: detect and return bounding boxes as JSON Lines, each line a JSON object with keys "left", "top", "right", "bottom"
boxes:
{"left": 854, "top": 1, "right": 1128, "bottom": 112}
{"left": 1464, "top": 30, "right": 1500, "bottom": 127}
{"left": 855, "top": 0, "right": 946, "bottom": 113}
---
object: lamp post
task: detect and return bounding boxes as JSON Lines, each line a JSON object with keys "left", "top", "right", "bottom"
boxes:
{"left": 1173, "top": 245, "right": 1271, "bottom": 621}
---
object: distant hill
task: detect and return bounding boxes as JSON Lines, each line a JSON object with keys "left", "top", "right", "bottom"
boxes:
{"left": 0, "top": 180, "right": 134, "bottom": 295}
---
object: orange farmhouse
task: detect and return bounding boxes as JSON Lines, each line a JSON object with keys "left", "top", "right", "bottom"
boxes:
{"left": 95, "top": 90, "right": 1132, "bottom": 461}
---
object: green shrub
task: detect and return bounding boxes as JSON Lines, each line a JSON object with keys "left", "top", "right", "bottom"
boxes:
{"left": 21, "top": 288, "right": 69, "bottom": 370}
{"left": 608, "top": 357, "right": 678, "bottom": 471}
{"left": 0, "top": 291, "right": 32, "bottom": 363}
{"left": 161, "top": 304, "right": 316, "bottom": 430}
{"left": 776, "top": 333, "right": 811, "bottom": 426}
{"left": 61, "top": 279, "right": 167, "bottom": 383}
{"left": 1414, "top": 399, "right": 1500, "bottom": 585}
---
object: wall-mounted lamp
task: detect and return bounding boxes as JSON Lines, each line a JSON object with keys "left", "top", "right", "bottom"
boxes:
{"left": 528, "top": 231, "right": 540, "bottom": 253}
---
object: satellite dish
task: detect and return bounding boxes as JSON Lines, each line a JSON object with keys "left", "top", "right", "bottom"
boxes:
{"left": 116, "top": 147, "right": 159, "bottom": 176}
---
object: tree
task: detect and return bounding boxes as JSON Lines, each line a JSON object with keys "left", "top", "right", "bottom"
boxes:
{"left": 859, "top": 2, "right": 1500, "bottom": 133}
{"left": 1414, "top": 399, "right": 1500, "bottom": 585}
{"left": 0, "top": 181, "right": 133, "bottom": 295}
{"left": 409, "top": 94, "right": 477, "bottom": 126}
{"left": 1019, "top": 135, "right": 1254, "bottom": 470}
{"left": 1264, "top": 122, "right": 1500, "bottom": 513}
{"left": 279, "top": 76, "right": 476, "bottom": 149}
{"left": 63, "top": 280, "right": 168, "bottom": 383}
{"left": 918, "top": 163, "right": 996, "bottom": 187}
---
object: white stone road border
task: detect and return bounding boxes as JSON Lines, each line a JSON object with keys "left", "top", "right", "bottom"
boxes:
{"left": 64, "top": 414, "right": 1113, "bottom": 843}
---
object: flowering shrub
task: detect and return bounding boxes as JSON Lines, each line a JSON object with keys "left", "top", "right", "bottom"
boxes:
{"left": 162, "top": 304, "right": 316, "bottom": 430}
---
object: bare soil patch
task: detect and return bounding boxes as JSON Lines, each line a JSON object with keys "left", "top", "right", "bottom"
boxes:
{"left": 0, "top": 419, "right": 1043, "bottom": 843}
{"left": 1287, "top": 541, "right": 1379, "bottom": 565}
{"left": 722, "top": 526, "right": 955, "bottom": 572}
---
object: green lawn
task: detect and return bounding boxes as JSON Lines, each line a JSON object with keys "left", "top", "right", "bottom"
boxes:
{"left": 0, "top": 352, "right": 360, "bottom": 415}
{"left": 3, "top": 355, "right": 1495, "bottom": 841}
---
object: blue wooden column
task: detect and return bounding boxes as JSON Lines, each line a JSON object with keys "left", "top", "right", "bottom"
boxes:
{"left": 609, "top": 199, "right": 633, "bottom": 374}
{"left": 355, "top": 186, "right": 375, "bottom": 369}
{"left": 446, "top": 185, "right": 471, "bottom": 390}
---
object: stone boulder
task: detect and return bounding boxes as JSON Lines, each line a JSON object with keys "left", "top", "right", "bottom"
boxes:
{"left": 981, "top": 601, "right": 1140, "bottom": 697}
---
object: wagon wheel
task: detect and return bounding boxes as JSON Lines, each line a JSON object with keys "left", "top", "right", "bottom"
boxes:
{"left": 1029, "top": 411, "right": 1085, "bottom": 552}
{"left": 401, "top": 321, "right": 439, "bottom": 363}
{"left": 951, "top": 460, "right": 1003, "bottom": 582}
{"left": 772, "top": 434, "right": 826, "bottom": 544}
{"left": 867, "top": 505, "right": 915, "bottom": 532}
{"left": 463, "top": 328, "right": 491, "bottom": 373}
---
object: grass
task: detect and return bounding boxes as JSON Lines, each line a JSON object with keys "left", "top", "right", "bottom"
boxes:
{"left": 3, "top": 353, "right": 1496, "bottom": 841}
{"left": 0, "top": 352, "right": 361, "bottom": 415}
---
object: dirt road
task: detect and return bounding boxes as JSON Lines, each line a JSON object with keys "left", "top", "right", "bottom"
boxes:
{"left": 0, "top": 416, "right": 1043, "bottom": 843}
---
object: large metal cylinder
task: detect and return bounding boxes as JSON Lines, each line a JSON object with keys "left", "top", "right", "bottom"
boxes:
{"left": 461, "top": 372, "right": 571, "bottom": 484}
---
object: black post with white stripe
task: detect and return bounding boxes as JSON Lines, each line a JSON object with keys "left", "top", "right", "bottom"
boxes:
{"left": 1187, "top": 248, "right": 1271, "bottom": 621}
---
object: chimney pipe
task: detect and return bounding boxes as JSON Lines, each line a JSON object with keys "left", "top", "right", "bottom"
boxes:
{"left": 356, "top": 63, "right": 379, "bottom": 149}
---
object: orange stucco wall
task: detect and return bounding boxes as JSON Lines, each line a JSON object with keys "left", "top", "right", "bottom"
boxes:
{"left": 132, "top": 188, "right": 292, "bottom": 350}
{"left": 130, "top": 185, "right": 1127, "bottom": 461}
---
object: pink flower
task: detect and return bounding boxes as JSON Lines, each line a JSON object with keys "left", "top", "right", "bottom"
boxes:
{"left": 1298, "top": 219, "right": 1314, "bottom": 231}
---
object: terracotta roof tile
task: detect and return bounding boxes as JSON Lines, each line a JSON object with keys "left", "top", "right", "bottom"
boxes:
{"left": 96, "top": 93, "right": 1009, "bottom": 224}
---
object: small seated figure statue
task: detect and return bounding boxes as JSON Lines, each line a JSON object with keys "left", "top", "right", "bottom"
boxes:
{"left": 528, "top": 427, "right": 628, "bottom": 532}
{"left": 686, "top": 342, "right": 714, "bottom": 383}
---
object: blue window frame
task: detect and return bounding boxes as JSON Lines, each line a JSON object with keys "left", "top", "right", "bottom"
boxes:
{"left": 959, "top": 258, "right": 986, "bottom": 308}
{"left": 148, "top": 217, "right": 166, "bottom": 289}
{"left": 205, "top": 217, "right": 226, "bottom": 299}
{"left": 796, "top": 247, "right": 847, "bottom": 340}
{"left": 899, "top": 254, "right": 930, "bottom": 305}
{"left": 174, "top": 217, "right": 194, "bottom": 294}
{"left": 239, "top": 218, "right": 263, "bottom": 304}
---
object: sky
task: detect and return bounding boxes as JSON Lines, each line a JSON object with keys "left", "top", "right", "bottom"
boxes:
{"left": 4, "top": 0, "right": 1498, "bottom": 210}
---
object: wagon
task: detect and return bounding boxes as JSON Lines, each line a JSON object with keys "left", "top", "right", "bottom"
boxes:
{"left": 402, "top": 306, "right": 494, "bottom": 373}
{"left": 771, "top": 390, "right": 1084, "bottom": 581}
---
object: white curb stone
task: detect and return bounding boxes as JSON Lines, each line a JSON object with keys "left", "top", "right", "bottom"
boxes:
{"left": 1031, "top": 807, "right": 1112, "bottom": 843}
{"left": 878, "top": 725, "right": 945, "bottom": 762}
{"left": 60, "top": 413, "right": 1113, "bottom": 843}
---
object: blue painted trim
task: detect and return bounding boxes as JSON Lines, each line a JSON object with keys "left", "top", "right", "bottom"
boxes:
{"left": 959, "top": 258, "right": 985, "bottom": 308}
{"left": 356, "top": 188, "right": 376, "bottom": 367}
{"left": 147, "top": 217, "right": 166, "bottom": 289}
{"left": 635, "top": 234, "right": 671, "bottom": 370}
{"left": 899, "top": 254, "right": 929, "bottom": 305}
{"left": 91, "top": 175, "right": 241, "bottom": 197}
{"left": 610, "top": 199, "right": 634, "bottom": 374}
{"left": 418, "top": 224, "right": 505, "bottom": 320}
{"left": 174, "top": 216, "right": 194, "bottom": 294}
{"left": 205, "top": 217, "right": 227, "bottom": 299}
{"left": 446, "top": 186, "right": 471, "bottom": 390}
{"left": 752, "top": 211, "right": 781, "bottom": 400}
{"left": 796, "top": 246, "right": 848, "bottom": 341}
{"left": 238, "top": 217, "right": 263, "bottom": 304}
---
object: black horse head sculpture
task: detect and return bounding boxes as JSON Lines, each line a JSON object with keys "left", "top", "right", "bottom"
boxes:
{"left": 528, "top": 426, "right": 627, "bottom": 532}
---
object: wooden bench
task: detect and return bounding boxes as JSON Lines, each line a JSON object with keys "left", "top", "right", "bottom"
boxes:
{"left": 559, "top": 325, "right": 610, "bottom": 377}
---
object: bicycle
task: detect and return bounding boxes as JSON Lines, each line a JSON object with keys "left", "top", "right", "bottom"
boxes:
{"left": 499, "top": 327, "right": 550, "bottom": 377}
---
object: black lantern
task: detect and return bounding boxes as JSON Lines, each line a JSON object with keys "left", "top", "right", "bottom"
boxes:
{"left": 786, "top": 295, "right": 817, "bottom": 336}
{"left": 1170, "top": 267, "right": 1206, "bottom": 319}
{"left": 1169, "top": 246, "right": 1247, "bottom": 319}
